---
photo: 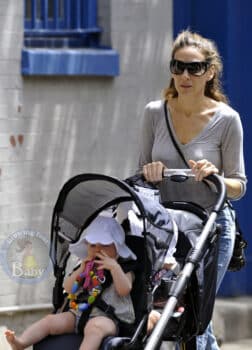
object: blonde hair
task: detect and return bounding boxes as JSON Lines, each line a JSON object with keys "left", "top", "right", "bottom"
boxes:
{"left": 163, "top": 30, "right": 228, "bottom": 103}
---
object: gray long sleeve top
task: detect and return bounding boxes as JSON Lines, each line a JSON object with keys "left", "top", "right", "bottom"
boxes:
{"left": 138, "top": 100, "right": 247, "bottom": 210}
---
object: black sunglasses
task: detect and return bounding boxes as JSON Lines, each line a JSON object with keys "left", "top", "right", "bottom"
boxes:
{"left": 170, "top": 59, "right": 210, "bottom": 76}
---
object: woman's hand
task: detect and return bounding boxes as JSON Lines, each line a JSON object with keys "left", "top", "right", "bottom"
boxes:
{"left": 189, "top": 159, "right": 219, "bottom": 181}
{"left": 143, "top": 161, "right": 166, "bottom": 183}
{"left": 189, "top": 159, "right": 243, "bottom": 198}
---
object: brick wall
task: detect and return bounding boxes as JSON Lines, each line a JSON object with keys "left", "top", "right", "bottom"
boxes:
{"left": 0, "top": 0, "right": 173, "bottom": 312}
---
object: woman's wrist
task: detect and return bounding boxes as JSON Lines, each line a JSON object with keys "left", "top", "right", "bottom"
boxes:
{"left": 224, "top": 178, "right": 242, "bottom": 199}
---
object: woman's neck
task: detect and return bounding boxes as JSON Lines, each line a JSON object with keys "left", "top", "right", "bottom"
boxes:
{"left": 170, "top": 95, "right": 219, "bottom": 117}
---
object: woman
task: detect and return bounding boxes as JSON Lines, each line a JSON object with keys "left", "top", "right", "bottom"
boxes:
{"left": 139, "top": 30, "right": 247, "bottom": 349}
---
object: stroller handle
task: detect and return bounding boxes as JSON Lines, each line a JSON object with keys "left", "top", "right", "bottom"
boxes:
{"left": 163, "top": 169, "right": 194, "bottom": 182}
{"left": 162, "top": 169, "right": 227, "bottom": 213}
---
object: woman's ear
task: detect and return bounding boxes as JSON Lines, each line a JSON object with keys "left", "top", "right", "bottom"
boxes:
{"left": 206, "top": 65, "right": 215, "bottom": 81}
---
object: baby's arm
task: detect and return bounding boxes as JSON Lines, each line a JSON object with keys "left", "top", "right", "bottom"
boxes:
{"left": 95, "top": 252, "right": 134, "bottom": 296}
{"left": 63, "top": 260, "right": 87, "bottom": 293}
{"left": 110, "top": 268, "right": 134, "bottom": 297}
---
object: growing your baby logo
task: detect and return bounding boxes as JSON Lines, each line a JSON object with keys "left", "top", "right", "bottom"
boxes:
{"left": 0, "top": 229, "right": 52, "bottom": 284}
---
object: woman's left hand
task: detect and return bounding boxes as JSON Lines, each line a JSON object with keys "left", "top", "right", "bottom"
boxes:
{"left": 188, "top": 159, "right": 219, "bottom": 181}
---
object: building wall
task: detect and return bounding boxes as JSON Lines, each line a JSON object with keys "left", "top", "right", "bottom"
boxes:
{"left": 0, "top": 0, "right": 173, "bottom": 309}
{"left": 173, "top": 0, "right": 252, "bottom": 296}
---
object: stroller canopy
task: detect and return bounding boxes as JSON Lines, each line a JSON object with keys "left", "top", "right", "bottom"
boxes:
{"left": 50, "top": 173, "right": 177, "bottom": 272}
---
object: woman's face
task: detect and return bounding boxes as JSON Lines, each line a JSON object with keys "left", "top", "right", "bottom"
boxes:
{"left": 171, "top": 46, "right": 214, "bottom": 97}
{"left": 87, "top": 242, "right": 117, "bottom": 259}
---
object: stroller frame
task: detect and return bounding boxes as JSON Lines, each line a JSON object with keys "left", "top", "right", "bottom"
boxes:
{"left": 34, "top": 170, "right": 226, "bottom": 350}
{"left": 145, "top": 169, "right": 226, "bottom": 349}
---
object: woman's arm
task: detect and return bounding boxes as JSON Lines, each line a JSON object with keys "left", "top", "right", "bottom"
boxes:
{"left": 188, "top": 159, "right": 244, "bottom": 199}
{"left": 221, "top": 114, "right": 247, "bottom": 199}
{"left": 188, "top": 111, "right": 247, "bottom": 200}
{"left": 138, "top": 102, "right": 156, "bottom": 170}
{"left": 223, "top": 178, "right": 243, "bottom": 199}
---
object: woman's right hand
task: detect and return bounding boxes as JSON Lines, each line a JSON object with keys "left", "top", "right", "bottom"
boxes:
{"left": 143, "top": 161, "right": 166, "bottom": 183}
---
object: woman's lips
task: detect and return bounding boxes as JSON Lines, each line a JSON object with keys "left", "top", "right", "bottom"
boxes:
{"left": 180, "top": 84, "right": 192, "bottom": 88}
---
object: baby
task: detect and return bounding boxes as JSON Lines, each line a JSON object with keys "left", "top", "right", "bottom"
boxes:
{"left": 5, "top": 215, "right": 137, "bottom": 350}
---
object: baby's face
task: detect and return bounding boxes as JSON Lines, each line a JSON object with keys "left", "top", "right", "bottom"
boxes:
{"left": 87, "top": 242, "right": 117, "bottom": 259}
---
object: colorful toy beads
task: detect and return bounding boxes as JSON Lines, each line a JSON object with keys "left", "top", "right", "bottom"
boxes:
{"left": 68, "top": 260, "right": 105, "bottom": 312}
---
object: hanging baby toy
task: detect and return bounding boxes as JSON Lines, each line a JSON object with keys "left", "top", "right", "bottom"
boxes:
{"left": 68, "top": 260, "right": 106, "bottom": 311}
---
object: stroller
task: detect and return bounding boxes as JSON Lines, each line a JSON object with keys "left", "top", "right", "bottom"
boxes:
{"left": 34, "top": 170, "right": 226, "bottom": 350}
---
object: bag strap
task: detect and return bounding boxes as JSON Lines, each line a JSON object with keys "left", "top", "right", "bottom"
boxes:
{"left": 163, "top": 101, "right": 189, "bottom": 168}
{"left": 226, "top": 200, "right": 245, "bottom": 238}
{"left": 163, "top": 101, "right": 212, "bottom": 195}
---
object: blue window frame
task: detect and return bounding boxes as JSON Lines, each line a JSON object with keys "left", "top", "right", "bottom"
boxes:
{"left": 22, "top": 0, "right": 119, "bottom": 76}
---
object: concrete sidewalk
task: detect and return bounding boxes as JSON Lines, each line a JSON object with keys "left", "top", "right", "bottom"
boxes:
{"left": 213, "top": 297, "right": 252, "bottom": 343}
{"left": 159, "top": 297, "right": 252, "bottom": 349}
{"left": 1, "top": 297, "right": 252, "bottom": 349}
{"left": 221, "top": 338, "right": 252, "bottom": 349}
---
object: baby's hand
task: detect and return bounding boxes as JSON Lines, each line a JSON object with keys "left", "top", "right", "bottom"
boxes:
{"left": 94, "top": 251, "right": 117, "bottom": 271}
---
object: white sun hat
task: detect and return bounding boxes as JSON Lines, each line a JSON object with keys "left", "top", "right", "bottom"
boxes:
{"left": 69, "top": 215, "right": 136, "bottom": 260}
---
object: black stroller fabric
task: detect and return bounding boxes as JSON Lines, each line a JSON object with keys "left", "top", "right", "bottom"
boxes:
{"left": 33, "top": 172, "right": 224, "bottom": 350}
{"left": 159, "top": 226, "right": 220, "bottom": 342}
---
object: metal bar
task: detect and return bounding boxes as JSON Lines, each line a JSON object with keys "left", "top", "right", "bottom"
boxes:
{"left": 54, "top": 0, "right": 59, "bottom": 29}
{"left": 24, "top": 0, "right": 27, "bottom": 19}
{"left": 86, "top": 0, "right": 97, "bottom": 27}
{"left": 145, "top": 296, "right": 179, "bottom": 350}
{"left": 0, "top": 303, "right": 53, "bottom": 315}
{"left": 25, "top": 0, "right": 101, "bottom": 39}
{"left": 145, "top": 212, "right": 218, "bottom": 350}
{"left": 24, "top": 27, "right": 101, "bottom": 37}
{"left": 41, "top": 0, "right": 48, "bottom": 29}
{"left": 75, "top": 0, "right": 81, "bottom": 29}
{"left": 64, "top": 0, "right": 71, "bottom": 28}
{"left": 163, "top": 169, "right": 194, "bottom": 177}
{"left": 31, "top": 0, "right": 36, "bottom": 28}
{"left": 24, "top": 0, "right": 30, "bottom": 29}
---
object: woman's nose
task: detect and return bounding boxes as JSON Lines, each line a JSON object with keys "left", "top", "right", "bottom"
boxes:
{"left": 181, "top": 69, "right": 190, "bottom": 77}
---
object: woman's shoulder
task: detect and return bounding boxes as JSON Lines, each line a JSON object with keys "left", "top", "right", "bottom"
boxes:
{"left": 143, "top": 100, "right": 164, "bottom": 126}
{"left": 217, "top": 102, "right": 240, "bottom": 120}
{"left": 145, "top": 99, "right": 164, "bottom": 111}
{"left": 214, "top": 102, "right": 243, "bottom": 134}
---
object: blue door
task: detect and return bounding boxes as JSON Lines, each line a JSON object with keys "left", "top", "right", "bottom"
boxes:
{"left": 173, "top": 0, "right": 252, "bottom": 296}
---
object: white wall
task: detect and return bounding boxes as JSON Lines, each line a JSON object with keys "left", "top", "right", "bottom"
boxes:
{"left": 0, "top": 0, "right": 173, "bottom": 310}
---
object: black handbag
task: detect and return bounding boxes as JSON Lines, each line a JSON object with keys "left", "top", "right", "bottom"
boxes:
{"left": 226, "top": 201, "right": 247, "bottom": 272}
{"left": 163, "top": 101, "right": 247, "bottom": 272}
